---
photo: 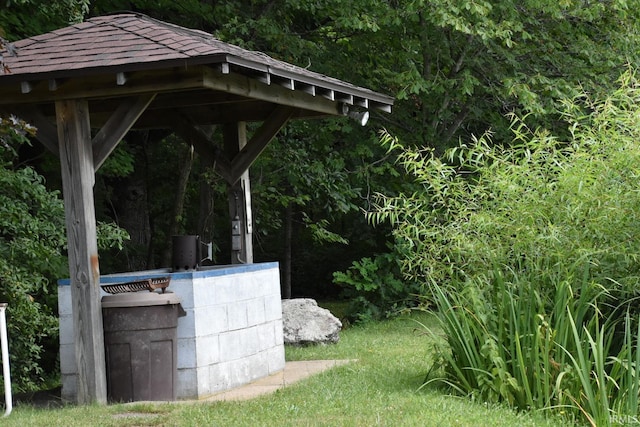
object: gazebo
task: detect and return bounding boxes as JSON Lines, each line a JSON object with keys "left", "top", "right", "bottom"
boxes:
{"left": 0, "top": 12, "right": 393, "bottom": 404}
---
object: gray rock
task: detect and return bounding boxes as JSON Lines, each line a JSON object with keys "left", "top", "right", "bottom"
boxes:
{"left": 281, "top": 298, "right": 342, "bottom": 345}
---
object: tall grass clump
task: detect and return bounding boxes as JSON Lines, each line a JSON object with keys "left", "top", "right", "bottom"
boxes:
{"left": 370, "top": 69, "right": 640, "bottom": 425}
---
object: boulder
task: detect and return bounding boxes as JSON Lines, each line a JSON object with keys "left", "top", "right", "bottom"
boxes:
{"left": 281, "top": 298, "right": 342, "bottom": 345}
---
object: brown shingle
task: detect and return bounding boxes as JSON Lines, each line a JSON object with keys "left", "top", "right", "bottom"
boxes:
{"left": 0, "top": 12, "right": 394, "bottom": 110}
{"left": 2, "top": 13, "right": 275, "bottom": 76}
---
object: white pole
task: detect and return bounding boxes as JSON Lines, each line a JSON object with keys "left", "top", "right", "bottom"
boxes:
{"left": 0, "top": 303, "right": 11, "bottom": 417}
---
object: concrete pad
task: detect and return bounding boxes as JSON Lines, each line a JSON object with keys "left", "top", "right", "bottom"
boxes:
{"left": 203, "top": 359, "right": 354, "bottom": 401}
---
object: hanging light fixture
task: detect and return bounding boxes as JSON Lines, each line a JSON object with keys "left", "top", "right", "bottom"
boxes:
{"left": 341, "top": 103, "right": 370, "bottom": 126}
{"left": 348, "top": 110, "right": 369, "bottom": 126}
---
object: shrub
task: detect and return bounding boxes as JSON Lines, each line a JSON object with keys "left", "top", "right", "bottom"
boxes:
{"left": 0, "top": 122, "right": 128, "bottom": 391}
{"left": 0, "top": 163, "right": 67, "bottom": 391}
{"left": 333, "top": 251, "right": 424, "bottom": 323}
{"left": 372, "top": 68, "right": 640, "bottom": 425}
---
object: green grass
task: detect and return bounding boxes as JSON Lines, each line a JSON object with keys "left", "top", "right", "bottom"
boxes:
{"left": 2, "top": 309, "right": 565, "bottom": 426}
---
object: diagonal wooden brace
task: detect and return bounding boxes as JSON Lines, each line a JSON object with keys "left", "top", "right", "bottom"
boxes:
{"left": 92, "top": 94, "right": 156, "bottom": 171}
{"left": 228, "top": 105, "right": 295, "bottom": 185}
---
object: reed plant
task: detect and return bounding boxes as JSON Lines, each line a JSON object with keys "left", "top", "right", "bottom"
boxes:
{"left": 371, "top": 69, "right": 640, "bottom": 425}
{"left": 425, "top": 266, "right": 640, "bottom": 426}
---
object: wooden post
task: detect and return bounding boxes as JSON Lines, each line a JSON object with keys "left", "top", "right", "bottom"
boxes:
{"left": 224, "top": 122, "right": 253, "bottom": 264}
{"left": 56, "top": 99, "right": 107, "bottom": 404}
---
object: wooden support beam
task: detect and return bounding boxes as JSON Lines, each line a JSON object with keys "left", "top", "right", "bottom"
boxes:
{"left": 0, "top": 68, "right": 205, "bottom": 105}
{"left": 12, "top": 106, "right": 59, "bottom": 154}
{"left": 228, "top": 105, "right": 294, "bottom": 185}
{"left": 172, "top": 115, "right": 232, "bottom": 183}
{"left": 92, "top": 94, "right": 156, "bottom": 171}
{"left": 55, "top": 99, "right": 107, "bottom": 405}
{"left": 224, "top": 122, "right": 253, "bottom": 264}
{"left": 203, "top": 68, "right": 343, "bottom": 117}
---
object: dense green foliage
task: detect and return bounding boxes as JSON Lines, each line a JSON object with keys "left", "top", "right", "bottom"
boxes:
{"left": 0, "top": 0, "right": 89, "bottom": 39}
{"left": 372, "top": 70, "right": 640, "bottom": 425}
{"left": 0, "top": 126, "right": 128, "bottom": 391}
{"left": 333, "top": 250, "right": 424, "bottom": 323}
{"left": 0, "top": 121, "right": 65, "bottom": 391}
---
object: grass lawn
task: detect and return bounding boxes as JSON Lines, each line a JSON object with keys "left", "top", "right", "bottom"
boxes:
{"left": 2, "top": 307, "right": 566, "bottom": 426}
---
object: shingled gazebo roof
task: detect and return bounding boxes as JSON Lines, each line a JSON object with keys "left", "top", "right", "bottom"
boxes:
{"left": 0, "top": 12, "right": 393, "bottom": 127}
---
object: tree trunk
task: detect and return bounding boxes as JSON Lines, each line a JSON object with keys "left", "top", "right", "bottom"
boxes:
{"left": 197, "top": 166, "right": 216, "bottom": 248}
{"left": 160, "top": 143, "right": 194, "bottom": 267}
{"left": 115, "top": 131, "right": 152, "bottom": 271}
{"left": 196, "top": 126, "right": 218, "bottom": 247}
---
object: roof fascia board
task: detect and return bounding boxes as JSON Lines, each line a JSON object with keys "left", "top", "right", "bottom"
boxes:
{"left": 0, "top": 67, "right": 207, "bottom": 105}
{"left": 0, "top": 53, "right": 230, "bottom": 86}
{"left": 1, "top": 57, "right": 393, "bottom": 113}
{"left": 202, "top": 66, "right": 343, "bottom": 117}
{"left": 267, "top": 66, "right": 394, "bottom": 107}
{"left": 224, "top": 55, "right": 394, "bottom": 112}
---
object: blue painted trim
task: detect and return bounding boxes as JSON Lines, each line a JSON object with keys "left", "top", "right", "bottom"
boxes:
{"left": 57, "top": 262, "right": 280, "bottom": 286}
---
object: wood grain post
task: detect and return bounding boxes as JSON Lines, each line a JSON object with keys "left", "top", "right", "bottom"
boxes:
{"left": 224, "top": 122, "right": 253, "bottom": 264}
{"left": 56, "top": 99, "right": 107, "bottom": 404}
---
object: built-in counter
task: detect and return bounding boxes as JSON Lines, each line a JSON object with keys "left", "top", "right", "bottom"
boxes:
{"left": 58, "top": 262, "right": 285, "bottom": 401}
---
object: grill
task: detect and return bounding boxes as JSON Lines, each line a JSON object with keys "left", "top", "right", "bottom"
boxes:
{"left": 101, "top": 277, "right": 171, "bottom": 294}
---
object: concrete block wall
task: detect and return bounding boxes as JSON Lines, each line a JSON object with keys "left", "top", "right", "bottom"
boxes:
{"left": 58, "top": 262, "right": 284, "bottom": 402}
{"left": 172, "top": 263, "right": 285, "bottom": 399}
{"left": 57, "top": 291, "right": 77, "bottom": 402}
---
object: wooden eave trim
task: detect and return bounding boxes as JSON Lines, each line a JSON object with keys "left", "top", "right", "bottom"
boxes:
{"left": 224, "top": 55, "right": 395, "bottom": 112}
{"left": 226, "top": 56, "right": 270, "bottom": 75}
{"left": 202, "top": 67, "right": 343, "bottom": 117}
{"left": 0, "top": 63, "right": 393, "bottom": 116}
{"left": 0, "top": 67, "right": 207, "bottom": 105}
{"left": 0, "top": 53, "right": 230, "bottom": 85}
{"left": 0, "top": 39, "right": 394, "bottom": 109}
{"left": 0, "top": 50, "right": 393, "bottom": 111}
{"left": 269, "top": 68, "right": 394, "bottom": 111}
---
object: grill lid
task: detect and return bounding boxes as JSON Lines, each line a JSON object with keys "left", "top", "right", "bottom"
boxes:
{"left": 101, "top": 277, "right": 171, "bottom": 294}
